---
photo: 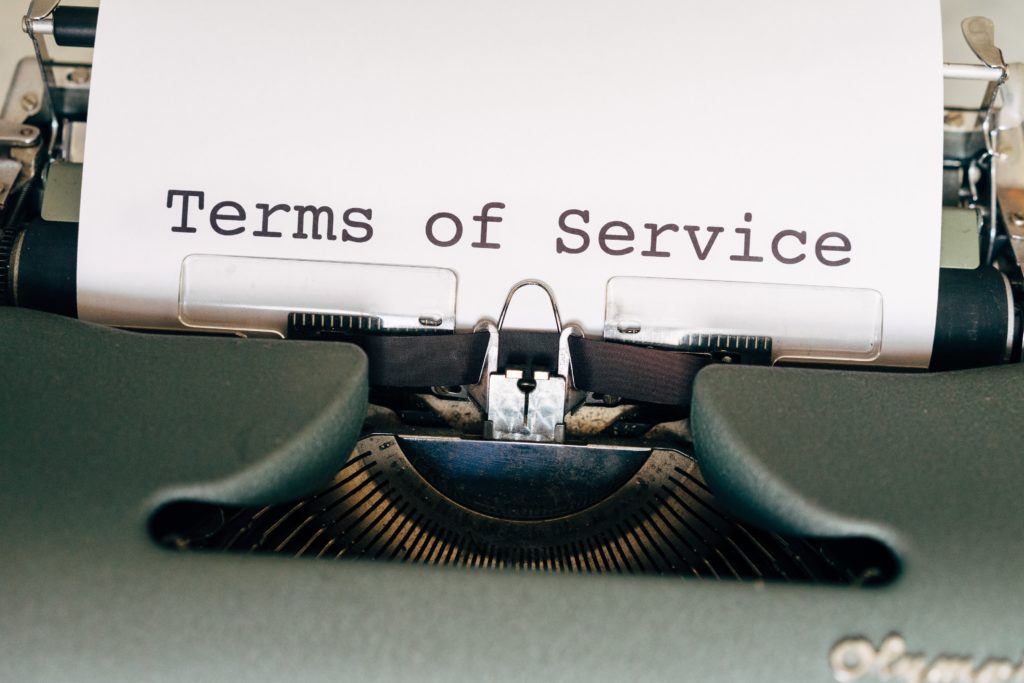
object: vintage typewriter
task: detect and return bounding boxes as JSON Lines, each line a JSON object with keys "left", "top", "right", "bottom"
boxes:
{"left": 2, "top": 2, "right": 1024, "bottom": 682}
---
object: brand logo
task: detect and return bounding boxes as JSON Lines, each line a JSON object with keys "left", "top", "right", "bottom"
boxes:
{"left": 830, "top": 634, "right": 1024, "bottom": 683}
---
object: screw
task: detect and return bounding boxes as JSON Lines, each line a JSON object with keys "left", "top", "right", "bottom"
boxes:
{"left": 516, "top": 377, "right": 537, "bottom": 394}
{"left": 1012, "top": 212, "right": 1024, "bottom": 227}
{"left": 944, "top": 111, "right": 964, "bottom": 127}
{"left": 20, "top": 92, "right": 39, "bottom": 112}
{"left": 19, "top": 127, "right": 34, "bottom": 137}
{"left": 67, "top": 68, "right": 90, "bottom": 85}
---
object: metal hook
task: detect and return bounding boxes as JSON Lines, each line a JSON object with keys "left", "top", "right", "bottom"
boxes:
{"left": 497, "top": 279, "right": 562, "bottom": 331}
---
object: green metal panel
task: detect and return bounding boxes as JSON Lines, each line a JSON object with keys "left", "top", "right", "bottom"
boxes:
{"left": 3, "top": 309, "right": 1024, "bottom": 682}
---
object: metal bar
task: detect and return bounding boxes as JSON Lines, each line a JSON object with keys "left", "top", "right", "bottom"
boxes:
{"left": 944, "top": 63, "right": 1004, "bottom": 82}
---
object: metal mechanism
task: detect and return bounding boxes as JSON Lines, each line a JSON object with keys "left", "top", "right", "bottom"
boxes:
{"left": 961, "top": 18, "right": 1024, "bottom": 361}
{"left": 162, "top": 433, "right": 894, "bottom": 582}
{"left": 925, "top": 17, "right": 1023, "bottom": 363}
{"left": 0, "top": 66, "right": 43, "bottom": 308}
{"left": 474, "top": 280, "right": 583, "bottom": 442}
{"left": 944, "top": 18, "right": 1023, "bottom": 280}
{"left": 996, "top": 65, "right": 1024, "bottom": 273}
{"left": 0, "top": 160, "right": 22, "bottom": 209}
{"left": 18, "top": 0, "right": 90, "bottom": 164}
{"left": 22, "top": 0, "right": 91, "bottom": 132}
{"left": 0, "top": 0, "right": 92, "bottom": 263}
{"left": 0, "top": 59, "right": 46, "bottom": 224}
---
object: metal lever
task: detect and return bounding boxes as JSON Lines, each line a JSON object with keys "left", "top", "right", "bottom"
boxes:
{"left": 0, "top": 121, "right": 40, "bottom": 147}
{"left": 471, "top": 280, "right": 583, "bottom": 443}
{"left": 961, "top": 17, "right": 1008, "bottom": 132}
{"left": 962, "top": 17, "right": 1006, "bottom": 73}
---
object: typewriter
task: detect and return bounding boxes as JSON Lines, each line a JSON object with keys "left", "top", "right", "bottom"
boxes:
{"left": 2, "top": 2, "right": 1024, "bottom": 682}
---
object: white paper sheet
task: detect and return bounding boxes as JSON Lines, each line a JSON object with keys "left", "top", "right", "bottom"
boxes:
{"left": 78, "top": 0, "right": 943, "bottom": 366}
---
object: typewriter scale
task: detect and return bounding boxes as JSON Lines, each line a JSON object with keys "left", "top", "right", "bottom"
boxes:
{"left": 3, "top": 3, "right": 1024, "bottom": 683}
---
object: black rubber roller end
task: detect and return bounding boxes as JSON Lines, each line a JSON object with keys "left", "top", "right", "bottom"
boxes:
{"left": 931, "top": 267, "right": 1015, "bottom": 371}
{"left": 52, "top": 6, "right": 98, "bottom": 48}
{"left": 9, "top": 220, "right": 78, "bottom": 318}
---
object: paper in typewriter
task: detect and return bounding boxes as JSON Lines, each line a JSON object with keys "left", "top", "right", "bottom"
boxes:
{"left": 78, "top": 0, "right": 943, "bottom": 367}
